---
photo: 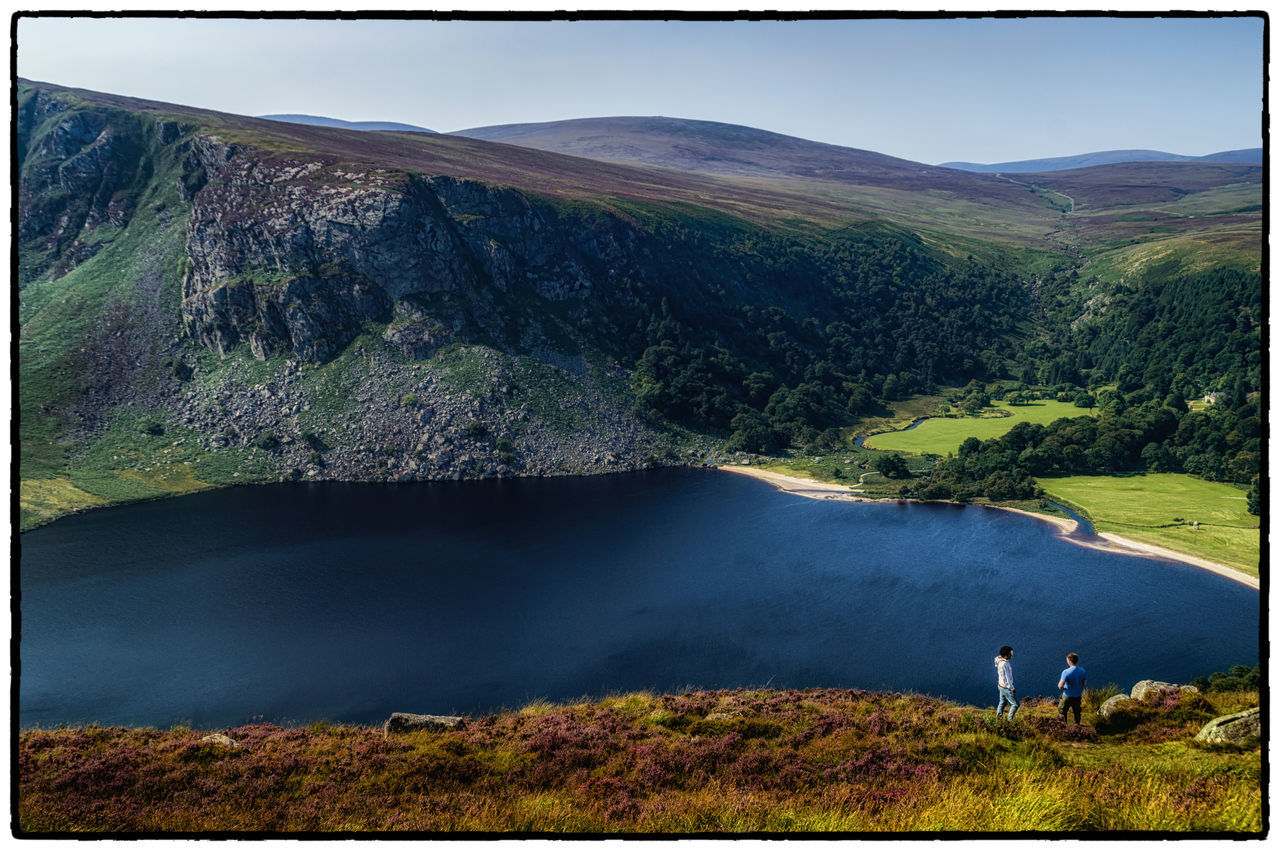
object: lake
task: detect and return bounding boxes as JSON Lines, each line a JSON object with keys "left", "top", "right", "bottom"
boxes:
{"left": 18, "top": 468, "right": 1260, "bottom": 729}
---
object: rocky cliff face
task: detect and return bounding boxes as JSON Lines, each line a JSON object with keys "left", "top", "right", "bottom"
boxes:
{"left": 18, "top": 93, "right": 149, "bottom": 278}
{"left": 17, "top": 83, "right": 689, "bottom": 521}
{"left": 179, "top": 145, "right": 650, "bottom": 363}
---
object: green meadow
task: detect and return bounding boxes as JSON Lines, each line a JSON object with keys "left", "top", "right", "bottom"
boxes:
{"left": 1037, "top": 473, "right": 1259, "bottom": 577}
{"left": 862, "top": 400, "right": 1087, "bottom": 455}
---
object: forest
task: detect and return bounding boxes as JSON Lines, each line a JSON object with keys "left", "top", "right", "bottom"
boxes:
{"left": 609, "top": 225, "right": 1027, "bottom": 451}
{"left": 613, "top": 225, "right": 1261, "bottom": 515}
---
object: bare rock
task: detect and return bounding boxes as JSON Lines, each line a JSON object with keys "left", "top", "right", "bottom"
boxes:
{"left": 383, "top": 712, "right": 465, "bottom": 737}
{"left": 1097, "top": 694, "right": 1133, "bottom": 720}
{"left": 1194, "top": 707, "right": 1261, "bottom": 744}
{"left": 1131, "top": 680, "right": 1198, "bottom": 703}
{"left": 704, "top": 710, "right": 746, "bottom": 722}
{"left": 200, "top": 733, "right": 241, "bottom": 748}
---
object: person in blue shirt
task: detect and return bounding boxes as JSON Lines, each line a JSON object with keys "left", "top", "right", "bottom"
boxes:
{"left": 1058, "top": 653, "right": 1088, "bottom": 725}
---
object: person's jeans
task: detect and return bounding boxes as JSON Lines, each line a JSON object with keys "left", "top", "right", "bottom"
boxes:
{"left": 996, "top": 686, "right": 1019, "bottom": 720}
{"left": 1060, "top": 695, "right": 1082, "bottom": 724}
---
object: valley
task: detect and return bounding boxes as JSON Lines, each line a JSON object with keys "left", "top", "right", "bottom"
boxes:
{"left": 14, "top": 14, "right": 1264, "bottom": 838}
{"left": 17, "top": 78, "right": 1262, "bottom": 587}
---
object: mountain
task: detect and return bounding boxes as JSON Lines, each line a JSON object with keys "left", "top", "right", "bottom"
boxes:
{"left": 16, "top": 79, "right": 1262, "bottom": 530}
{"left": 451, "top": 115, "right": 1023, "bottom": 197}
{"left": 259, "top": 113, "right": 436, "bottom": 133}
{"left": 448, "top": 117, "right": 1260, "bottom": 258}
{"left": 941, "top": 148, "right": 1262, "bottom": 173}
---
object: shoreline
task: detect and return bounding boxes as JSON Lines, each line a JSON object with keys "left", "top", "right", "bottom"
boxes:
{"left": 718, "top": 465, "right": 1259, "bottom": 590}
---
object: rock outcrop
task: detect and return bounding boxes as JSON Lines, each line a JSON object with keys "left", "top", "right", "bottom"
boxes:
{"left": 178, "top": 147, "right": 650, "bottom": 363}
{"left": 1193, "top": 707, "right": 1261, "bottom": 744}
{"left": 1130, "top": 680, "right": 1198, "bottom": 702}
{"left": 383, "top": 712, "right": 466, "bottom": 737}
{"left": 1097, "top": 694, "right": 1131, "bottom": 720}
{"left": 200, "top": 733, "right": 241, "bottom": 748}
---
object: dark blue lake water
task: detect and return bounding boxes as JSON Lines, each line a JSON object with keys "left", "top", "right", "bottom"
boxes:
{"left": 19, "top": 468, "right": 1260, "bottom": 729}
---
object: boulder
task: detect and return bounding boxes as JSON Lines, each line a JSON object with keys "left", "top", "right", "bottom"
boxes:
{"left": 1097, "top": 694, "right": 1133, "bottom": 720}
{"left": 1130, "top": 680, "right": 1198, "bottom": 703}
{"left": 704, "top": 710, "right": 747, "bottom": 722}
{"left": 200, "top": 733, "right": 241, "bottom": 748}
{"left": 1194, "top": 707, "right": 1261, "bottom": 745}
{"left": 383, "top": 712, "right": 465, "bottom": 737}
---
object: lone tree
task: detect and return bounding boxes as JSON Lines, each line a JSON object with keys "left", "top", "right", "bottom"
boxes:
{"left": 875, "top": 454, "right": 911, "bottom": 479}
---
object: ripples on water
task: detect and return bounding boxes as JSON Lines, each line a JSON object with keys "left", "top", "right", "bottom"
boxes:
{"left": 19, "top": 469, "right": 1259, "bottom": 728}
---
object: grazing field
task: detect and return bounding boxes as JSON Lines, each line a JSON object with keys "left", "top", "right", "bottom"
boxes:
{"left": 862, "top": 400, "right": 1087, "bottom": 455}
{"left": 17, "top": 686, "right": 1261, "bottom": 834}
{"left": 1036, "top": 473, "right": 1259, "bottom": 576}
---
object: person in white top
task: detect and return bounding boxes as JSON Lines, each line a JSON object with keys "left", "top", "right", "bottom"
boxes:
{"left": 995, "top": 645, "right": 1019, "bottom": 720}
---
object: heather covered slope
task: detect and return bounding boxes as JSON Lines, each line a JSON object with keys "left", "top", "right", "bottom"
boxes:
{"left": 942, "top": 147, "right": 1262, "bottom": 172}
{"left": 450, "top": 115, "right": 1262, "bottom": 276}
{"left": 452, "top": 115, "right": 1025, "bottom": 195}
{"left": 450, "top": 115, "right": 1068, "bottom": 249}
{"left": 16, "top": 686, "right": 1261, "bottom": 834}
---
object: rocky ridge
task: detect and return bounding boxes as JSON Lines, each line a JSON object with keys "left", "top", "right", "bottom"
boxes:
{"left": 18, "top": 82, "right": 717, "bottom": 503}
{"left": 178, "top": 144, "right": 650, "bottom": 364}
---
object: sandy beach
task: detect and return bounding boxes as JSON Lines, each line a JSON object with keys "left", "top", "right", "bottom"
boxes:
{"left": 718, "top": 465, "right": 872, "bottom": 502}
{"left": 718, "top": 465, "right": 1259, "bottom": 590}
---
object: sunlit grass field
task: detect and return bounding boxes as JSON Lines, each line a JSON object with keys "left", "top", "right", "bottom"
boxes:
{"left": 863, "top": 400, "right": 1088, "bottom": 455}
{"left": 1036, "top": 473, "right": 1259, "bottom": 576}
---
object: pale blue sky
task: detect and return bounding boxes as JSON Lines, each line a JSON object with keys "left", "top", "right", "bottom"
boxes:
{"left": 15, "top": 15, "right": 1265, "bottom": 164}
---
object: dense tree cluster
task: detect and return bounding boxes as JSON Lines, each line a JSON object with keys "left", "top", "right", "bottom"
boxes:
{"left": 567, "top": 203, "right": 1261, "bottom": 515}
{"left": 611, "top": 224, "right": 1029, "bottom": 450}
{"left": 1191, "top": 664, "right": 1261, "bottom": 693}
{"left": 1034, "top": 263, "right": 1261, "bottom": 400}
{"left": 903, "top": 392, "right": 1260, "bottom": 510}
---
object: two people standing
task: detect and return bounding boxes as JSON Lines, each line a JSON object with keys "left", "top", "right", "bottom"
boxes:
{"left": 993, "top": 646, "right": 1088, "bottom": 724}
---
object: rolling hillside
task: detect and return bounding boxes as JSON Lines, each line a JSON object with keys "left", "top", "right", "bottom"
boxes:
{"left": 941, "top": 147, "right": 1262, "bottom": 172}
{"left": 15, "top": 79, "right": 1263, "bottom": 531}
{"left": 259, "top": 113, "right": 437, "bottom": 133}
{"left": 452, "top": 116, "right": 1031, "bottom": 198}
{"left": 450, "top": 115, "right": 1261, "bottom": 274}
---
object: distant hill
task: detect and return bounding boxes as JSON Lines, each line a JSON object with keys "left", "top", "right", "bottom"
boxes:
{"left": 259, "top": 113, "right": 436, "bottom": 134}
{"left": 449, "top": 116, "right": 1023, "bottom": 200}
{"left": 1024, "top": 160, "right": 1262, "bottom": 209}
{"left": 941, "top": 148, "right": 1262, "bottom": 173}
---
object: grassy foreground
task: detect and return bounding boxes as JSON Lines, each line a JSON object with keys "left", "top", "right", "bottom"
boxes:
{"left": 1038, "top": 473, "right": 1259, "bottom": 576}
{"left": 18, "top": 687, "right": 1260, "bottom": 835}
{"left": 863, "top": 400, "right": 1088, "bottom": 455}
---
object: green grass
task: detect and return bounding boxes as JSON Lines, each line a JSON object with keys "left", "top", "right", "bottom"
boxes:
{"left": 846, "top": 389, "right": 958, "bottom": 440}
{"left": 863, "top": 400, "right": 1088, "bottom": 455}
{"left": 19, "top": 108, "right": 192, "bottom": 487}
{"left": 756, "top": 451, "right": 928, "bottom": 498}
{"left": 432, "top": 344, "right": 496, "bottom": 398}
{"left": 1079, "top": 231, "right": 1260, "bottom": 284}
{"left": 18, "top": 477, "right": 111, "bottom": 529}
{"left": 19, "top": 407, "right": 282, "bottom": 531}
{"left": 1037, "top": 473, "right": 1259, "bottom": 576}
